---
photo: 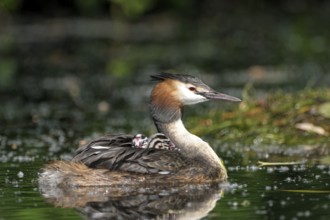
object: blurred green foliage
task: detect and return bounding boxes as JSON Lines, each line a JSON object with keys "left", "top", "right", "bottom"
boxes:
{"left": 74, "top": 0, "right": 106, "bottom": 15}
{"left": 111, "top": 0, "right": 154, "bottom": 19}
{"left": 0, "top": 1, "right": 329, "bottom": 77}
{"left": 319, "top": 102, "right": 330, "bottom": 118}
{"left": 0, "top": 0, "right": 22, "bottom": 12}
{"left": 0, "top": 59, "right": 16, "bottom": 88}
{"left": 189, "top": 88, "right": 330, "bottom": 149}
{"left": 106, "top": 58, "right": 133, "bottom": 77}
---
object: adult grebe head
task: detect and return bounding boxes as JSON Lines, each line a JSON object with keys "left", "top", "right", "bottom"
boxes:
{"left": 151, "top": 73, "right": 241, "bottom": 105}
{"left": 150, "top": 73, "right": 241, "bottom": 124}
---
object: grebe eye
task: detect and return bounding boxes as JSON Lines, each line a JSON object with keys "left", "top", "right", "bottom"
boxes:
{"left": 189, "top": 87, "right": 196, "bottom": 91}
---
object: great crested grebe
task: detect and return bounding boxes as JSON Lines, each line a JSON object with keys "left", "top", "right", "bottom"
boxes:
{"left": 39, "top": 73, "right": 240, "bottom": 187}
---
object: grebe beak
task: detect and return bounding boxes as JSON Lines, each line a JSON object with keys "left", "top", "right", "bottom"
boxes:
{"left": 199, "top": 90, "right": 241, "bottom": 102}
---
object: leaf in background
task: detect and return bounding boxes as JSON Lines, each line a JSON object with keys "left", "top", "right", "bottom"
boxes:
{"left": 295, "top": 122, "right": 328, "bottom": 136}
{"left": 318, "top": 102, "right": 330, "bottom": 119}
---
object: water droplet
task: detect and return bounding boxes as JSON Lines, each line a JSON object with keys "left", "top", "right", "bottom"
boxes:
{"left": 17, "top": 171, "right": 24, "bottom": 178}
{"left": 279, "top": 166, "right": 289, "bottom": 172}
{"left": 284, "top": 177, "right": 292, "bottom": 182}
{"left": 267, "top": 200, "right": 274, "bottom": 207}
{"left": 241, "top": 200, "right": 250, "bottom": 207}
{"left": 279, "top": 215, "right": 286, "bottom": 220}
{"left": 267, "top": 167, "right": 274, "bottom": 173}
{"left": 304, "top": 211, "right": 311, "bottom": 217}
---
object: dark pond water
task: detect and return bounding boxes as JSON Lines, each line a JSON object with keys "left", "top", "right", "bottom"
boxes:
{"left": 1, "top": 3, "right": 330, "bottom": 218}
{"left": 1, "top": 155, "right": 330, "bottom": 219}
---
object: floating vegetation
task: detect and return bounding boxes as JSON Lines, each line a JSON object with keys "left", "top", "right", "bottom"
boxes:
{"left": 190, "top": 88, "right": 330, "bottom": 156}
{"left": 280, "top": 189, "right": 330, "bottom": 194}
{"left": 258, "top": 161, "right": 305, "bottom": 167}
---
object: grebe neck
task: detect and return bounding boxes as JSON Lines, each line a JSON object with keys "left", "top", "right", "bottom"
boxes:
{"left": 155, "top": 119, "right": 221, "bottom": 164}
{"left": 150, "top": 103, "right": 221, "bottom": 169}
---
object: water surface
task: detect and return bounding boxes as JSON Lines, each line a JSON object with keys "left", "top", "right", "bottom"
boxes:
{"left": 1, "top": 154, "right": 329, "bottom": 219}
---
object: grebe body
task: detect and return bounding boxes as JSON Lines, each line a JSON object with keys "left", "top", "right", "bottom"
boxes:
{"left": 39, "top": 73, "right": 240, "bottom": 186}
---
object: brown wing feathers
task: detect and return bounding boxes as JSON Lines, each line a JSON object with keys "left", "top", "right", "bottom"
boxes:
{"left": 71, "top": 134, "right": 188, "bottom": 174}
